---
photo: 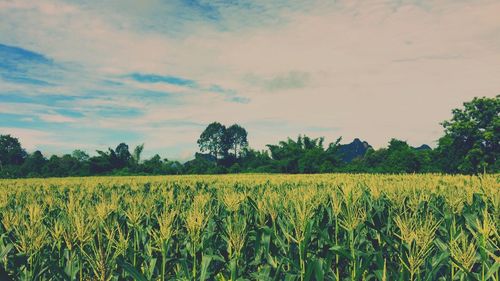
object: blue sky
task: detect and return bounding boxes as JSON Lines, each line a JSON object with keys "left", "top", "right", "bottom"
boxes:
{"left": 0, "top": 0, "right": 499, "bottom": 160}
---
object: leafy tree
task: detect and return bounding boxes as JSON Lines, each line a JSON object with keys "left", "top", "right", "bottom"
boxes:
{"left": 198, "top": 122, "right": 226, "bottom": 161}
{"left": 89, "top": 150, "right": 114, "bottom": 174}
{"left": 358, "top": 139, "right": 433, "bottom": 173}
{"left": 0, "top": 134, "right": 27, "bottom": 168}
{"left": 238, "top": 148, "right": 275, "bottom": 173}
{"left": 132, "top": 144, "right": 144, "bottom": 165}
{"left": 142, "top": 154, "right": 164, "bottom": 174}
{"left": 184, "top": 153, "right": 222, "bottom": 174}
{"left": 115, "top": 143, "right": 131, "bottom": 165}
{"left": 436, "top": 96, "right": 499, "bottom": 173}
{"left": 21, "top": 150, "right": 47, "bottom": 177}
{"left": 163, "top": 159, "right": 184, "bottom": 175}
{"left": 225, "top": 124, "right": 248, "bottom": 158}
{"left": 72, "top": 149, "right": 90, "bottom": 162}
{"left": 91, "top": 143, "right": 132, "bottom": 172}
{"left": 268, "top": 135, "right": 342, "bottom": 173}
{"left": 42, "top": 155, "right": 81, "bottom": 177}
{"left": 267, "top": 137, "right": 305, "bottom": 173}
{"left": 385, "top": 139, "right": 420, "bottom": 173}
{"left": 362, "top": 148, "right": 388, "bottom": 172}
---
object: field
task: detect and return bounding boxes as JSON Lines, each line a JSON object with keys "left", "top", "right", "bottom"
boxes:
{"left": 0, "top": 174, "right": 498, "bottom": 281}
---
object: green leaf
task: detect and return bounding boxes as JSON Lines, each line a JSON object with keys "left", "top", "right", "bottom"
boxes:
{"left": 485, "top": 262, "right": 500, "bottom": 280}
{"left": 272, "top": 261, "right": 284, "bottom": 281}
{"left": 314, "top": 258, "right": 324, "bottom": 281}
{"left": 33, "top": 266, "right": 50, "bottom": 280}
{"left": 0, "top": 243, "right": 12, "bottom": 260}
{"left": 117, "top": 258, "right": 149, "bottom": 281}
{"left": 200, "top": 254, "right": 213, "bottom": 281}
{"left": 423, "top": 251, "right": 448, "bottom": 281}
{"left": 329, "top": 245, "right": 351, "bottom": 260}
{"left": 374, "top": 270, "right": 384, "bottom": 281}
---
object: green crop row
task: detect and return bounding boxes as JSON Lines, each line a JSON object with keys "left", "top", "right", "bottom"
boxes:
{"left": 0, "top": 174, "right": 498, "bottom": 280}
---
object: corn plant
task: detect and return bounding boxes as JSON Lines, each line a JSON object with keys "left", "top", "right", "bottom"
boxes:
{"left": 0, "top": 174, "right": 497, "bottom": 280}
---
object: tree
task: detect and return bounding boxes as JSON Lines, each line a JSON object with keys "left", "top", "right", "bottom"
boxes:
{"left": 197, "top": 122, "right": 226, "bottom": 161}
{"left": 72, "top": 149, "right": 89, "bottom": 162}
{"left": 267, "top": 135, "right": 341, "bottom": 173}
{"left": 267, "top": 136, "right": 304, "bottom": 173}
{"left": 0, "top": 134, "right": 27, "bottom": 169}
{"left": 225, "top": 124, "right": 248, "bottom": 158}
{"left": 132, "top": 144, "right": 144, "bottom": 164}
{"left": 21, "top": 150, "right": 47, "bottom": 177}
{"left": 114, "top": 143, "right": 132, "bottom": 169}
{"left": 355, "top": 139, "right": 434, "bottom": 173}
{"left": 436, "top": 96, "right": 499, "bottom": 173}
{"left": 183, "top": 153, "right": 220, "bottom": 174}
{"left": 238, "top": 148, "right": 274, "bottom": 172}
{"left": 89, "top": 150, "right": 114, "bottom": 174}
{"left": 41, "top": 154, "right": 88, "bottom": 177}
{"left": 385, "top": 139, "right": 420, "bottom": 173}
{"left": 142, "top": 154, "right": 164, "bottom": 174}
{"left": 115, "top": 143, "right": 131, "bottom": 162}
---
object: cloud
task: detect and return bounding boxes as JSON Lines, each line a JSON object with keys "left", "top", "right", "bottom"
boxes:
{"left": 226, "top": 96, "right": 250, "bottom": 104}
{"left": 245, "top": 71, "right": 311, "bottom": 92}
{"left": 0, "top": 43, "right": 57, "bottom": 86}
{"left": 39, "top": 113, "right": 78, "bottom": 123}
{"left": 0, "top": 43, "right": 52, "bottom": 65}
{"left": 0, "top": 0, "right": 499, "bottom": 158}
{"left": 0, "top": 127, "right": 53, "bottom": 150}
{"left": 128, "top": 73, "right": 197, "bottom": 87}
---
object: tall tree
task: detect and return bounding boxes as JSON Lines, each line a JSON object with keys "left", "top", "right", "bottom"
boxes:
{"left": 89, "top": 150, "right": 113, "bottom": 174}
{"left": 115, "top": 142, "right": 132, "bottom": 162}
{"left": 72, "top": 149, "right": 90, "bottom": 162}
{"left": 198, "top": 122, "right": 226, "bottom": 161}
{"left": 225, "top": 124, "right": 248, "bottom": 158}
{"left": 267, "top": 135, "right": 339, "bottom": 173}
{"left": 385, "top": 139, "right": 421, "bottom": 173}
{"left": 114, "top": 143, "right": 131, "bottom": 169}
{"left": 436, "top": 96, "right": 499, "bottom": 173}
{"left": 0, "top": 134, "right": 27, "bottom": 169}
{"left": 132, "top": 144, "right": 145, "bottom": 165}
{"left": 21, "top": 150, "right": 47, "bottom": 176}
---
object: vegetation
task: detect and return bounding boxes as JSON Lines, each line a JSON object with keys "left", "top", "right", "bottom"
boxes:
{"left": 0, "top": 96, "right": 498, "bottom": 178}
{"left": 0, "top": 174, "right": 498, "bottom": 280}
{"left": 436, "top": 96, "right": 500, "bottom": 174}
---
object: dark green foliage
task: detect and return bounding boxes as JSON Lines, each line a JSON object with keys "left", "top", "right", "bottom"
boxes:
{"left": 435, "top": 96, "right": 499, "bottom": 174}
{"left": 354, "top": 139, "right": 436, "bottom": 173}
{"left": 197, "top": 122, "right": 249, "bottom": 167}
{"left": 224, "top": 124, "right": 248, "bottom": 158}
{"left": 21, "top": 151, "right": 47, "bottom": 177}
{"left": 0, "top": 135, "right": 27, "bottom": 168}
{"left": 266, "top": 135, "right": 342, "bottom": 173}
{"left": 198, "top": 122, "right": 226, "bottom": 161}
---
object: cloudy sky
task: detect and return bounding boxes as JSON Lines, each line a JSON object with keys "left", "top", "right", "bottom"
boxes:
{"left": 0, "top": 0, "right": 499, "bottom": 160}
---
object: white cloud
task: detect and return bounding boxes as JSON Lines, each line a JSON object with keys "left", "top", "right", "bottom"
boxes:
{"left": 0, "top": 0, "right": 499, "bottom": 158}
{"left": 0, "top": 127, "right": 52, "bottom": 150}
{"left": 39, "top": 113, "right": 78, "bottom": 123}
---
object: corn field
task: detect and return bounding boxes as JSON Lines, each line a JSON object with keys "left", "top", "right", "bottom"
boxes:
{"left": 0, "top": 174, "right": 498, "bottom": 281}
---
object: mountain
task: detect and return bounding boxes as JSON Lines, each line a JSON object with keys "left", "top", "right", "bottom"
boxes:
{"left": 414, "top": 144, "right": 431, "bottom": 151}
{"left": 338, "top": 138, "right": 372, "bottom": 162}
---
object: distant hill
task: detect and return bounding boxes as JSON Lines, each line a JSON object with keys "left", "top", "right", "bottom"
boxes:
{"left": 338, "top": 138, "right": 372, "bottom": 162}
{"left": 414, "top": 144, "right": 431, "bottom": 151}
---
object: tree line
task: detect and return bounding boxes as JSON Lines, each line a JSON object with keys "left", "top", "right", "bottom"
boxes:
{"left": 0, "top": 96, "right": 498, "bottom": 178}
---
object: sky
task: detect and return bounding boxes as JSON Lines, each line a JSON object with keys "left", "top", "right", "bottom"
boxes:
{"left": 0, "top": 0, "right": 499, "bottom": 160}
